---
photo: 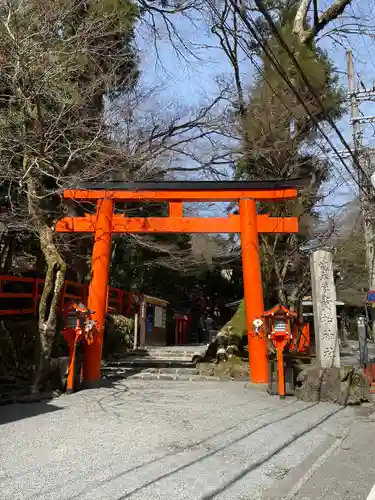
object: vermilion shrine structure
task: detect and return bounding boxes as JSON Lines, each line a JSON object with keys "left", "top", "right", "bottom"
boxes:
{"left": 56, "top": 181, "right": 300, "bottom": 386}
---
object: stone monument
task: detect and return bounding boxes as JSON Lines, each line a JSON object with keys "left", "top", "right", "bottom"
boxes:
{"left": 357, "top": 315, "right": 368, "bottom": 367}
{"left": 310, "top": 250, "right": 340, "bottom": 368}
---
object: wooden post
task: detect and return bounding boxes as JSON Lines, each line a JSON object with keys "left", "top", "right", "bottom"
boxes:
{"left": 239, "top": 198, "right": 268, "bottom": 383}
{"left": 133, "top": 312, "right": 139, "bottom": 350}
{"left": 276, "top": 348, "right": 285, "bottom": 398}
{"left": 169, "top": 201, "right": 183, "bottom": 217}
{"left": 83, "top": 198, "right": 113, "bottom": 385}
{"left": 139, "top": 297, "right": 146, "bottom": 347}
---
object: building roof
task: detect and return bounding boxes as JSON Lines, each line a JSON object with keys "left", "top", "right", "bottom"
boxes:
{"left": 225, "top": 300, "right": 242, "bottom": 308}
{"left": 143, "top": 295, "right": 169, "bottom": 307}
{"left": 76, "top": 179, "right": 307, "bottom": 191}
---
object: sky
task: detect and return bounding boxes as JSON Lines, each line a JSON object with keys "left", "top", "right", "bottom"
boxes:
{"left": 135, "top": 0, "right": 375, "bottom": 218}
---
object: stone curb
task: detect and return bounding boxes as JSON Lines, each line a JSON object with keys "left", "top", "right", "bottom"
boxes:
{"left": 259, "top": 424, "right": 353, "bottom": 500}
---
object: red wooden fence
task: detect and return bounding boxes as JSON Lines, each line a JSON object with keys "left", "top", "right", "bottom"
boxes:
{"left": 0, "top": 275, "right": 137, "bottom": 317}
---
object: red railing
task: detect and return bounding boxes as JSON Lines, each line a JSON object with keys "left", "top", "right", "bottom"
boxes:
{"left": 0, "top": 275, "right": 137, "bottom": 317}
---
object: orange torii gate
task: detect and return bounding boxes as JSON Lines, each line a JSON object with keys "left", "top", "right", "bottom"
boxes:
{"left": 56, "top": 180, "right": 300, "bottom": 386}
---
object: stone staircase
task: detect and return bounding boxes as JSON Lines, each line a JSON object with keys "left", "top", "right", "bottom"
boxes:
{"left": 101, "top": 345, "right": 217, "bottom": 382}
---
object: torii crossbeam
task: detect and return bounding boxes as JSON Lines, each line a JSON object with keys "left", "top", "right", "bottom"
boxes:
{"left": 56, "top": 180, "right": 301, "bottom": 386}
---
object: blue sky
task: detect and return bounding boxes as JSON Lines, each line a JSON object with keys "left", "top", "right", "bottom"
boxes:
{"left": 136, "top": 1, "right": 375, "bottom": 217}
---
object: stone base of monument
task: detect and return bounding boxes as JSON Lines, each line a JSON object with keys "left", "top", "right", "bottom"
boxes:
{"left": 295, "top": 364, "right": 371, "bottom": 405}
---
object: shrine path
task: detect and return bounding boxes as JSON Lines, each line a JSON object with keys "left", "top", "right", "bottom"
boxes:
{"left": 0, "top": 380, "right": 369, "bottom": 500}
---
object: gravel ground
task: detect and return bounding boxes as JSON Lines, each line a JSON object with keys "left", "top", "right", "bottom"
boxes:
{"left": 291, "top": 416, "right": 375, "bottom": 500}
{"left": 0, "top": 380, "right": 355, "bottom": 500}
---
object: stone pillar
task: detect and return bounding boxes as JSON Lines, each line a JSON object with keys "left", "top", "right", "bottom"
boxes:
{"left": 310, "top": 250, "right": 340, "bottom": 368}
{"left": 357, "top": 315, "right": 368, "bottom": 367}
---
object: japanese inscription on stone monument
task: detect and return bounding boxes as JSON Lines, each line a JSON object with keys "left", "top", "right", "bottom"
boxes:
{"left": 310, "top": 250, "right": 340, "bottom": 368}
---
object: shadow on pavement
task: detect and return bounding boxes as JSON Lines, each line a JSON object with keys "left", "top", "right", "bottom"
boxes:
{"left": 112, "top": 403, "right": 322, "bottom": 500}
{"left": 0, "top": 400, "right": 61, "bottom": 425}
{"left": 29, "top": 397, "right": 299, "bottom": 500}
{"left": 59, "top": 401, "right": 317, "bottom": 500}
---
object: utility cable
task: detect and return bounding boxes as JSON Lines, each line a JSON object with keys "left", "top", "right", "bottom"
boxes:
{"left": 231, "top": 0, "right": 370, "bottom": 194}
{"left": 252, "top": 0, "right": 371, "bottom": 183}
{"left": 237, "top": 45, "right": 356, "bottom": 197}
{"left": 210, "top": 2, "right": 358, "bottom": 196}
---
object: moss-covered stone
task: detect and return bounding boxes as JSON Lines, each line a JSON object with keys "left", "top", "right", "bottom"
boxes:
{"left": 103, "top": 314, "right": 134, "bottom": 358}
{"left": 198, "top": 357, "right": 249, "bottom": 380}
{"left": 220, "top": 298, "right": 247, "bottom": 339}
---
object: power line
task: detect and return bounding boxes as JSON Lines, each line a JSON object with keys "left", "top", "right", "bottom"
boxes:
{"left": 207, "top": 0, "right": 357, "bottom": 196}
{"left": 235, "top": 40, "right": 356, "bottom": 196}
{"left": 243, "top": 0, "right": 371, "bottom": 192}
{"left": 251, "top": 0, "right": 366, "bottom": 170}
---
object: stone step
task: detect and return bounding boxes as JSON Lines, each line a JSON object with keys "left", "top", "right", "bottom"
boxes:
{"left": 110, "top": 347, "right": 204, "bottom": 358}
{"left": 126, "top": 373, "right": 221, "bottom": 382}
{"left": 146, "top": 343, "right": 205, "bottom": 348}
{"left": 104, "top": 355, "right": 198, "bottom": 364}
{"left": 102, "top": 366, "right": 199, "bottom": 376}
{"left": 138, "top": 355, "right": 196, "bottom": 362}
{"left": 146, "top": 345, "right": 206, "bottom": 353}
{"left": 103, "top": 359, "right": 196, "bottom": 369}
{"left": 141, "top": 352, "right": 205, "bottom": 360}
{"left": 101, "top": 368, "right": 207, "bottom": 383}
{"left": 101, "top": 366, "right": 249, "bottom": 382}
{"left": 101, "top": 368, "right": 138, "bottom": 381}
{"left": 123, "top": 349, "right": 149, "bottom": 357}
{"left": 128, "top": 355, "right": 199, "bottom": 362}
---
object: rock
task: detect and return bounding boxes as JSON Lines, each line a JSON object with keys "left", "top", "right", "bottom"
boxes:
{"left": 295, "top": 364, "right": 371, "bottom": 405}
{"left": 347, "top": 367, "right": 371, "bottom": 405}
{"left": 216, "top": 347, "right": 227, "bottom": 363}
{"left": 198, "top": 357, "right": 249, "bottom": 380}
{"left": 203, "top": 325, "right": 249, "bottom": 363}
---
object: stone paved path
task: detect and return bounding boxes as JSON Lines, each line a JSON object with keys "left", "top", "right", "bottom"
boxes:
{"left": 284, "top": 411, "right": 375, "bottom": 500}
{"left": 0, "top": 380, "right": 357, "bottom": 500}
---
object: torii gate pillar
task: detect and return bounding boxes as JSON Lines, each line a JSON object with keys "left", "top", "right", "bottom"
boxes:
{"left": 239, "top": 198, "right": 267, "bottom": 383}
{"left": 84, "top": 198, "right": 113, "bottom": 384}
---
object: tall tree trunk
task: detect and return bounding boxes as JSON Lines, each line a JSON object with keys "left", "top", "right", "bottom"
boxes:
{"left": 32, "top": 225, "right": 66, "bottom": 393}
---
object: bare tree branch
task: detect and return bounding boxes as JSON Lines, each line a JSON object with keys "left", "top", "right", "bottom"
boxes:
{"left": 293, "top": 0, "right": 353, "bottom": 44}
